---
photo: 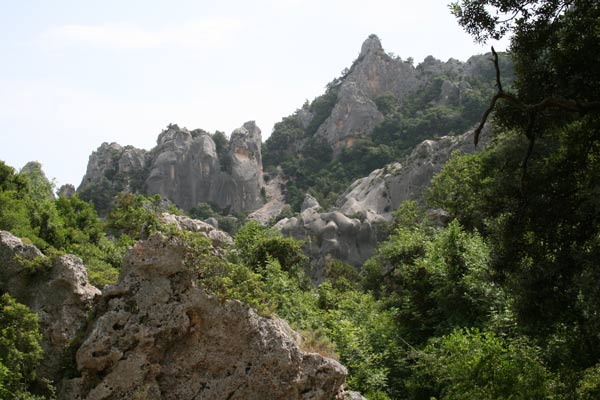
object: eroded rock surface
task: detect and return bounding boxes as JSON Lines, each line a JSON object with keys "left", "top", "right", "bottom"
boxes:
{"left": 337, "top": 130, "right": 481, "bottom": 222}
{"left": 275, "top": 197, "right": 379, "bottom": 268}
{"left": 160, "top": 212, "right": 233, "bottom": 249}
{"left": 62, "top": 233, "right": 346, "bottom": 400}
{"left": 78, "top": 122, "right": 265, "bottom": 214}
{"left": 0, "top": 231, "right": 100, "bottom": 382}
{"left": 248, "top": 171, "right": 287, "bottom": 224}
{"left": 315, "top": 35, "right": 420, "bottom": 152}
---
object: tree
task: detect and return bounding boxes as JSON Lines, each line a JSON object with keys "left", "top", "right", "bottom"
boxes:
{"left": 449, "top": 0, "right": 600, "bottom": 385}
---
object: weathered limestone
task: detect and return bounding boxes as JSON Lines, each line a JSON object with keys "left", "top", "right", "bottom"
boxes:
{"left": 0, "top": 231, "right": 100, "bottom": 382}
{"left": 62, "top": 233, "right": 346, "bottom": 400}
{"left": 78, "top": 122, "right": 265, "bottom": 213}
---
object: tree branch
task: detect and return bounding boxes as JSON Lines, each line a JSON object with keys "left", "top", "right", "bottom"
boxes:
{"left": 473, "top": 47, "right": 600, "bottom": 146}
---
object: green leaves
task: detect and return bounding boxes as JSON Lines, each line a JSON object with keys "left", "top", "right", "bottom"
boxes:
{"left": 409, "top": 328, "right": 555, "bottom": 399}
{"left": 0, "top": 294, "right": 44, "bottom": 398}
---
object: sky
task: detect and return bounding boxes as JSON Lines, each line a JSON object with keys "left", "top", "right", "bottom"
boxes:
{"left": 0, "top": 0, "right": 509, "bottom": 188}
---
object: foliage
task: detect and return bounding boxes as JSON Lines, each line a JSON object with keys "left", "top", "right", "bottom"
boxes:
{"left": 0, "top": 294, "right": 48, "bottom": 399}
{"left": 106, "top": 193, "right": 163, "bottom": 240}
{"left": 263, "top": 51, "right": 514, "bottom": 211}
{"left": 408, "top": 328, "right": 555, "bottom": 399}
{"left": 233, "top": 221, "right": 306, "bottom": 271}
{"left": 188, "top": 202, "right": 245, "bottom": 235}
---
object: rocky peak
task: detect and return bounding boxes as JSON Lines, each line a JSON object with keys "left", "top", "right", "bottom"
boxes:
{"left": 230, "top": 121, "right": 263, "bottom": 164}
{"left": 359, "top": 34, "right": 384, "bottom": 58}
{"left": 156, "top": 124, "right": 193, "bottom": 147}
{"left": 58, "top": 183, "right": 76, "bottom": 198}
{"left": 315, "top": 35, "right": 420, "bottom": 152}
{"left": 20, "top": 161, "right": 55, "bottom": 199}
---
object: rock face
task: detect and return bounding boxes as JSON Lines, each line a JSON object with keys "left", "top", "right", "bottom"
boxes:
{"left": 315, "top": 35, "right": 420, "bottom": 152}
{"left": 0, "top": 231, "right": 100, "bottom": 382}
{"left": 62, "top": 233, "right": 346, "bottom": 400}
{"left": 337, "top": 130, "right": 485, "bottom": 222}
{"left": 78, "top": 122, "right": 265, "bottom": 214}
{"left": 272, "top": 35, "right": 505, "bottom": 161}
{"left": 248, "top": 171, "right": 287, "bottom": 224}
{"left": 275, "top": 197, "right": 379, "bottom": 268}
{"left": 275, "top": 131, "right": 485, "bottom": 267}
{"left": 227, "top": 121, "right": 265, "bottom": 211}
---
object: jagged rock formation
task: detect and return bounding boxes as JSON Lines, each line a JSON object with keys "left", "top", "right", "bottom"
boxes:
{"left": 20, "top": 161, "right": 55, "bottom": 199}
{"left": 315, "top": 35, "right": 420, "bottom": 152}
{"left": 337, "top": 129, "right": 483, "bottom": 222}
{"left": 0, "top": 231, "right": 100, "bottom": 382}
{"left": 58, "top": 184, "right": 76, "bottom": 199}
{"left": 275, "top": 196, "right": 379, "bottom": 268}
{"left": 78, "top": 122, "right": 264, "bottom": 214}
{"left": 160, "top": 212, "right": 233, "bottom": 249}
{"left": 61, "top": 233, "right": 346, "bottom": 400}
{"left": 77, "top": 143, "right": 148, "bottom": 213}
{"left": 266, "top": 34, "right": 501, "bottom": 161}
{"left": 275, "top": 130, "right": 484, "bottom": 267}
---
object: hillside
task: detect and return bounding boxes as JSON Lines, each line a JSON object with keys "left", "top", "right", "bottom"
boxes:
{"left": 1, "top": 1, "right": 600, "bottom": 397}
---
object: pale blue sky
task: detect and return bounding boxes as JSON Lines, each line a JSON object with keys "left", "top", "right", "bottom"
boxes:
{"left": 0, "top": 0, "right": 508, "bottom": 188}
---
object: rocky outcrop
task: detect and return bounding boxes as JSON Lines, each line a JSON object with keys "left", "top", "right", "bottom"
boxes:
{"left": 274, "top": 130, "right": 485, "bottom": 267}
{"left": 315, "top": 35, "right": 420, "bottom": 152}
{"left": 78, "top": 122, "right": 265, "bottom": 214}
{"left": 61, "top": 233, "right": 346, "bottom": 400}
{"left": 337, "top": 130, "right": 482, "bottom": 222}
{"left": 275, "top": 197, "right": 379, "bottom": 268}
{"left": 20, "top": 161, "right": 55, "bottom": 199}
{"left": 227, "top": 121, "right": 265, "bottom": 211}
{"left": 248, "top": 171, "right": 287, "bottom": 224}
{"left": 58, "top": 184, "right": 76, "bottom": 199}
{"left": 160, "top": 212, "right": 233, "bottom": 249}
{"left": 77, "top": 143, "right": 148, "bottom": 213}
{"left": 0, "top": 231, "right": 100, "bottom": 382}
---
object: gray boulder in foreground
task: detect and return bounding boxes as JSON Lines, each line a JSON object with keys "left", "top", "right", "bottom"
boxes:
{"left": 0, "top": 231, "right": 100, "bottom": 383}
{"left": 61, "top": 233, "right": 346, "bottom": 400}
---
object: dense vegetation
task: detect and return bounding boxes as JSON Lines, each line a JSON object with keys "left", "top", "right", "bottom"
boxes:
{"left": 1, "top": 1, "right": 599, "bottom": 399}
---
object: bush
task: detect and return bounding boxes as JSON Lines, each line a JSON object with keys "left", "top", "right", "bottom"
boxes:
{"left": 408, "top": 328, "right": 556, "bottom": 399}
{"left": 0, "top": 294, "right": 47, "bottom": 399}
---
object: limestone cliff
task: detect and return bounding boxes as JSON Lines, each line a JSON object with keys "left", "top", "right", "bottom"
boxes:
{"left": 78, "top": 122, "right": 265, "bottom": 214}
{"left": 315, "top": 35, "right": 420, "bottom": 152}
{"left": 336, "top": 129, "right": 484, "bottom": 222}
{"left": 268, "top": 34, "right": 500, "bottom": 159}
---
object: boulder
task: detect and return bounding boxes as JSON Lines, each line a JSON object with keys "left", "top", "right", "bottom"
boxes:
{"left": 0, "top": 231, "right": 100, "bottom": 382}
{"left": 160, "top": 212, "right": 233, "bottom": 249}
{"left": 62, "top": 233, "right": 346, "bottom": 400}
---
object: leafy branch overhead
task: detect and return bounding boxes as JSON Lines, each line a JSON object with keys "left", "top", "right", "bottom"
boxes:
{"left": 475, "top": 47, "right": 600, "bottom": 146}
